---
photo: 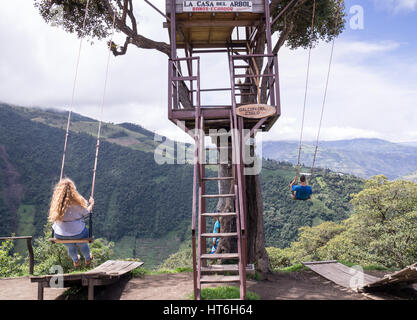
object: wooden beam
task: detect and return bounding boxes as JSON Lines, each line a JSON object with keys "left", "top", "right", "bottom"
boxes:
{"left": 164, "top": 20, "right": 258, "bottom": 28}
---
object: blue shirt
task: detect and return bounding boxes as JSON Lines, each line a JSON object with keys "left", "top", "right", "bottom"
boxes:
{"left": 213, "top": 220, "right": 220, "bottom": 246}
{"left": 292, "top": 185, "right": 312, "bottom": 200}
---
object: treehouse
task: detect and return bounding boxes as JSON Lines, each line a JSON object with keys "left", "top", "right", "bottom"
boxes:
{"left": 164, "top": 0, "right": 282, "bottom": 300}
{"left": 165, "top": 0, "right": 280, "bottom": 132}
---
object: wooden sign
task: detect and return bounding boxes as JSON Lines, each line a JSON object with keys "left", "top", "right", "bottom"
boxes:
{"left": 236, "top": 104, "right": 276, "bottom": 119}
{"left": 183, "top": 1, "right": 253, "bottom": 12}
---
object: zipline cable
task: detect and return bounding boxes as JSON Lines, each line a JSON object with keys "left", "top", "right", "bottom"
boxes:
{"left": 60, "top": 0, "right": 91, "bottom": 180}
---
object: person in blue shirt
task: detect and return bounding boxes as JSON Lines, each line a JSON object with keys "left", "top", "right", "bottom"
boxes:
{"left": 210, "top": 216, "right": 220, "bottom": 254}
{"left": 290, "top": 174, "right": 312, "bottom": 200}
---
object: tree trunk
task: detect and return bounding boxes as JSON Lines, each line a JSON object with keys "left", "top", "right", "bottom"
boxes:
{"left": 214, "top": 137, "right": 271, "bottom": 274}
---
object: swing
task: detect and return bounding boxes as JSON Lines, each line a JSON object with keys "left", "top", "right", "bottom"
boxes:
{"left": 49, "top": 2, "right": 116, "bottom": 244}
{"left": 291, "top": 0, "right": 339, "bottom": 201}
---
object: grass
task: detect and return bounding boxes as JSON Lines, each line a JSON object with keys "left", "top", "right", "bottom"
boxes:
{"left": 131, "top": 266, "right": 193, "bottom": 278}
{"left": 274, "top": 261, "right": 392, "bottom": 273}
{"left": 188, "top": 286, "right": 260, "bottom": 300}
{"left": 339, "top": 261, "right": 391, "bottom": 271}
{"left": 276, "top": 263, "right": 308, "bottom": 273}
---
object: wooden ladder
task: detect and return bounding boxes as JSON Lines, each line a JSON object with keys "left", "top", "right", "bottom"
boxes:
{"left": 191, "top": 110, "right": 253, "bottom": 300}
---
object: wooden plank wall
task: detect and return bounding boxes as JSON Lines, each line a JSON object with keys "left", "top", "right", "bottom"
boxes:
{"left": 166, "top": 0, "right": 266, "bottom": 14}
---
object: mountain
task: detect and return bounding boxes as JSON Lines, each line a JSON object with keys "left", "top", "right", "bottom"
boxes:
{"left": 0, "top": 103, "right": 197, "bottom": 267}
{"left": 262, "top": 139, "right": 417, "bottom": 180}
{"left": 0, "top": 103, "right": 363, "bottom": 265}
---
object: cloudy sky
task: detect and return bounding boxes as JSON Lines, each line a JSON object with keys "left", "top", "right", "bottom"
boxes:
{"left": 0, "top": 0, "right": 416, "bottom": 143}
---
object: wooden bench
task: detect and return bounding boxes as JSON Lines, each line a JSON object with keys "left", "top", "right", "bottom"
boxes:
{"left": 303, "top": 260, "right": 417, "bottom": 292}
{"left": 30, "top": 260, "right": 144, "bottom": 300}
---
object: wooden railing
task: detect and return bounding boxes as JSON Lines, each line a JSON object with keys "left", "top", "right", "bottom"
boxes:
{"left": 0, "top": 236, "right": 34, "bottom": 274}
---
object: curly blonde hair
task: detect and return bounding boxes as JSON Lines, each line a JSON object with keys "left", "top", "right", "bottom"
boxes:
{"left": 49, "top": 178, "right": 88, "bottom": 223}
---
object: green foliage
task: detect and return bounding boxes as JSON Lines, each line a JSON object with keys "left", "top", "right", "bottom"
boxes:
{"left": 278, "top": 264, "right": 307, "bottom": 273}
{"left": 271, "top": 0, "right": 346, "bottom": 50}
{"left": 0, "top": 104, "right": 363, "bottom": 268}
{"left": 189, "top": 286, "right": 260, "bottom": 300}
{"left": 266, "top": 247, "right": 294, "bottom": 269}
{"left": 0, "top": 240, "right": 24, "bottom": 277}
{"left": 262, "top": 159, "right": 363, "bottom": 248}
{"left": 158, "top": 246, "right": 193, "bottom": 270}
{"left": 32, "top": 223, "right": 114, "bottom": 275}
{"left": 0, "top": 104, "right": 192, "bottom": 266}
{"left": 34, "top": 0, "right": 112, "bottom": 40}
{"left": 268, "top": 176, "right": 417, "bottom": 269}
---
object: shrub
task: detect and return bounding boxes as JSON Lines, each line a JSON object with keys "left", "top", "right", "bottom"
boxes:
{"left": 0, "top": 240, "right": 24, "bottom": 277}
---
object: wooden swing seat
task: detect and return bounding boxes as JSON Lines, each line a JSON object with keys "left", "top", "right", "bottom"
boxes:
{"left": 49, "top": 238, "right": 94, "bottom": 244}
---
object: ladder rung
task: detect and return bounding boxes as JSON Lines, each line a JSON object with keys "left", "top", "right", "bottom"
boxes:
{"left": 201, "top": 233, "right": 238, "bottom": 238}
{"left": 201, "top": 212, "right": 236, "bottom": 217}
{"left": 205, "top": 146, "right": 230, "bottom": 150}
{"left": 200, "top": 275, "right": 240, "bottom": 283}
{"left": 202, "top": 194, "right": 235, "bottom": 198}
{"left": 201, "top": 264, "right": 255, "bottom": 274}
{"left": 202, "top": 177, "right": 234, "bottom": 181}
{"left": 208, "top": 132, "right": 232, "bottom": 137}
{"left": 201, "top": 253, "right": 239, "bottom": 259}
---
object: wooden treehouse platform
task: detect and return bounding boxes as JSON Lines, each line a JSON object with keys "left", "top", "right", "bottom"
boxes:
{"left": 166, "top": 0, "right": 280, "bottom": 135}
{"left": 164, "top": 0, "right": 281, "bottom": 300}
{"left": 30, "top": 260, "right": 144, "bottom": 300}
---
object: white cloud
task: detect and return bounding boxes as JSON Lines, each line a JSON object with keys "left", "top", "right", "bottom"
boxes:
{"left": 373, "top": 0, "right": 417, "bottom": 13}
{"left": 336, "top": 41, "right": 400, "bottom": 55}
{"left": 0, "top": 1, "right": 416, "bottom": 145}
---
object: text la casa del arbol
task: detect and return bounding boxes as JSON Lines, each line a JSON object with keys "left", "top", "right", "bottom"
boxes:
{"left": 183, "top": 1, "right": 253, "bottom": 8}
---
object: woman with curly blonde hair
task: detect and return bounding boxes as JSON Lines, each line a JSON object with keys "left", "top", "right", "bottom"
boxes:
{"left": 49, "top": 178, "right": 95, "bottom": 267}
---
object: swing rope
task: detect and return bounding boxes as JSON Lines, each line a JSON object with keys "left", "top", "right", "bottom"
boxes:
{"left": 90, "top": 12, "right": 117, "bottom": 200}
{"left": 60, "top": 0, "right": 91, "bottom": 180}
{"left": 309, "top": 0, "right": 342, "bottom": 184}
{"left": 296, "top": 0, "right": 316, "bottom": 177}
{"left": 87, "top": 12, "right": 116, "bottom": 240}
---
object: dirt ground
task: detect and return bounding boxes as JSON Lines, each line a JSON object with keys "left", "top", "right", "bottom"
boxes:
{"left": 0, "top": 276, "right": 65, "bottom": 300}
{"left": 1, "top": 270, "right": 416, "bottom": 300}
{"left": 95, "top": 270, "right": 417, "bottom": 300}
{"left": 116, "top": 271, "right": 369, "bottom": 300}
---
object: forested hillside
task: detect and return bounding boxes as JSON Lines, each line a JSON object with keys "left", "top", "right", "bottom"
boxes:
{"left": 0, "top": 104, "right": 363, "bottom": 267}
{"left": 261, "top": 160, "right": 363, "bottom": 248}
{"left": 0, "top": 104, "right": 194, "bottom": 265}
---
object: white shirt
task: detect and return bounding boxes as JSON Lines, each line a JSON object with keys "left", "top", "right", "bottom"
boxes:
{"left": 52, "top": 204, "right": 89, "bottom": 236}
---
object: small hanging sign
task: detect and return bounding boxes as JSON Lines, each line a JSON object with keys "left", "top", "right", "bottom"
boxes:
{"left": 236, "top": 104, "right": 276, "bottom": 119}
{"left": 183, "top": 1, "right": 253, "bottom": 12}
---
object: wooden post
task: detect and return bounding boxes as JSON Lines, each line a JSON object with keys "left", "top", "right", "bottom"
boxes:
{"left": 88, "top": 278, "right": 95, "bottom": 300}
{"left": 37, "top": 282, "right": 44, "bottom": 300}
{"left": 27, "top": 238, "right": 34, "bottom": 275}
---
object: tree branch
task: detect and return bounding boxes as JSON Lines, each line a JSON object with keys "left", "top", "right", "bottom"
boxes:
{"left": 101, "top": 0, "right": 171, "bottom": 56}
